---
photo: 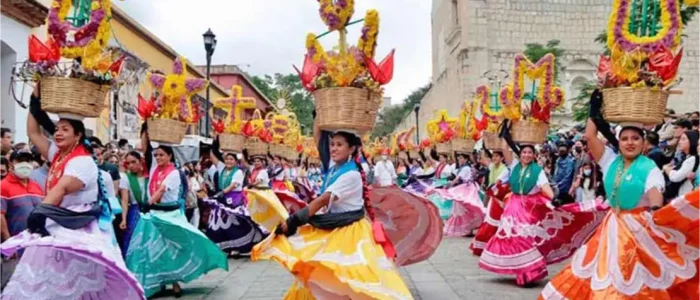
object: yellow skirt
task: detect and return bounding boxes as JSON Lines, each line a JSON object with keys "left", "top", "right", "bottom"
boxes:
{"left": 246, "top": 189, "right": 413, "bottom": 300}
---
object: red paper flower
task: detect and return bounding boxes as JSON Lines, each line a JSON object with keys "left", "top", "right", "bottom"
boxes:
{"left": 294, "top": 54, "right": 320, "bottom": 92}
{"left": 596, "top": 55, "right": 623, "bottom": 87}
{"left": 419, "top": 138, "right": 432, "bottom": 149}
{"left": 296, "top": 144, "right": 303, "bottom": 153}
{"left": 365, "top": 50, "right": 395, "bottom": 85}
{"left": 137, "top": 94, "right": 155, "bottom": 119}
{"left": 211, "top": 118, "right": 225, "bottom": 134}
{"left": 531, "top": 99, "right": 551, "bottom": 123}
{"left": 241, "top": 121, "right": 255, "bottom": 137}
{"left": 109, "top": 55, "right": 125, "bottom": 77}
{"left": 28, "top": 35, "right": 59, "bottom": 64}
{"left": 648, "top": 46, "right": 683, "bottom": 83}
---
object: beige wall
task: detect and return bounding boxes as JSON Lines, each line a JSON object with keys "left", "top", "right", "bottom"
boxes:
{"left": 399, "top": 0, "right": 699, "bottom": 138}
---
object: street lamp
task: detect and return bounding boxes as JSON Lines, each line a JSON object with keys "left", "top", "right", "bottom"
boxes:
{"left": 413, "top": 103, "right": 421, "bottom": 144}
{"left": 203, "top": 28, "right": 217, "bottom": 137}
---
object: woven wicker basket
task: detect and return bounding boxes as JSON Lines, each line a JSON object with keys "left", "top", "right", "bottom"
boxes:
{"left": 313, "top": 87, "right": 382, "bottom": 134}
{"left": 511, "top": 120, "right": 548, "bottom": 144}
{"left": 451, "top": 138, "right": 475, "bottom": 153}
{"left": 219, "top": 133, "right": 244, "bottom": 153}
{"left": 408, "top": 150, "right": 419, "bottom": 158}
{"left": 148, "top": 118, "right": 186, "bottom": 144}
{"left": 483, "top": 132, "right": 507, "bottom": 151}
{"left": 602, "top": 87, "right": 669, "bottom": 125}
{"left": 40, "top": 77, "right": 109, "bottom": 118}
{"left": 245, "top": 139, "right": 268, "bottom": 157}
{"left": 435, "top": 143, "right": 451, "bottom": 154}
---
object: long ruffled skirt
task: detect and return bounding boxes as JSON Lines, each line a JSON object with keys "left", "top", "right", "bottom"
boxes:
{"left": 120, "top": 203, "right": 141, "bottom": 258}
{"left": 125, "top": 209, "right": 228, "bottom": 297}
{"left": 471, "top": 197, "right": 507, "bottom": 256}
{"left": 434, "top": 182, "right": 485, "bottom": 236}
{"left": 204, "top": 195, "right": 267, "bottom": 254}
{"left": 540, "top": 190, "right": 700, "bottom": 299}
{"left": 479, "top": 194, "right": 608, "bottom": 286}
{"left": 369, "top": 186, "right": 444, "bottom": 266}
{"left": 274, "top": 189, "right": 308, "bottom": 214}
{"left": 1, "top": 216, "right": 145, "bottom": 299}
{"left": 245, "top": 188, "right": 413, "bottom": 300}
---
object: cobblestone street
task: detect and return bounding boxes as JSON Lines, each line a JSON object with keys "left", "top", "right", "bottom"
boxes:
{"left": 156, "top": 237, "right": 567, "bottom": 300}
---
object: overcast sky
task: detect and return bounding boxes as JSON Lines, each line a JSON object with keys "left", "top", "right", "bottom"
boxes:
{"left": 116, "top": 0, "right": 432, "bottom": 104}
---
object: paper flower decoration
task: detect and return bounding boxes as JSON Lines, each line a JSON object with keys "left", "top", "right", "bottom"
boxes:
{"left": 28, "top": 35, "right": 60, "bottom": 65}
{"left": 365, "top": 49, "right": 395, "bottom": 85}
{"left": 137, "top": 93, "right": 155, "bottom": 119}
{"left": 294, "top": 54, "right": 320, "bottom": 92}
{"left": 427, "top": 110, "right": 457, "bottom": 143}
{"left": 242, "top": 109, "right": 273, "bottom": 143}
{"left": 48, "top": 0, "right": 111, "bottom": 64}
{"left": 148, "top": 57, "right": 208, "bottom": 123}
{"left": 318, "top": 0, "right": 355, "bottom": 31}
{"left": 607, "top": 0, "right": 681, "bottom": 54}
{"left": 213, "top": 84, "right": 257, "bottom": 133}
{"left": 648, "top": 46, "right": 683, "bottom": 85}
{"left": 498, "top": 53, "right": 564, "bottom": 123}
{"left": 211, "top": 118, "right": 225, "bottom": 134}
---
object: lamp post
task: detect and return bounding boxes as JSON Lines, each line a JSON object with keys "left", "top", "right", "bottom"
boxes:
{"left": 481, "top": 69, "right": 509, "bottom": 112}
{"left": 413, "top": 103, "right": 421, "bottom": 144}
{"left": 203, "top": 28, "right": 217, "bottom": 137}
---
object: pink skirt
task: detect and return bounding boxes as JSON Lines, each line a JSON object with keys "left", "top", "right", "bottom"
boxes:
{"left": 434, "top": 182, "right": 485, "bottom": 237}
{"left": 478, "top": 193, "right": 607, "bottom": 286}
{"left": 369, "top": 186, "right": 444, "bottom": 266}
{"left": 471, "top": 195, "right": 506, "bottom": 256}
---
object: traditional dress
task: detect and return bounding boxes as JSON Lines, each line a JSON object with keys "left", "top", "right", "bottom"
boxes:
{"left": 126, "top": 160, "right": 228, "bottom": 297}
{"left": 436, "top": 165, "right": 486, "bottom": 236}
{"left": 396, "top": 166, "right": 408, "bottom": 187}
{"left": 470, "top": 182, "right": 511, "bottom": 256}
{"left": 205, "top": 166, "right": 266, "bottom": 255}
{"left": 479, "top": 159, "right": 607, "bottom": 286}
{"left": 293, "top": 167, "right": 317, "bottom": 202}
{"left": 425, "top": 162, "right": 455, "bottom": 220}
{"left": 1, "top": 143, "right": 144, "bottom": 299}
{"left": 249, "top": 160, "right": 413, "bottom": 299}
{"left": 540, "top": 148, "right": 699, "bottom": 299}
{"left": 118, "top": 171, "right": 148, "bottom": 258}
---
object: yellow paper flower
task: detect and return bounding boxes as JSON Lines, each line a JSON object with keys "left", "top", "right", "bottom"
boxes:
{"left": 357, "top": 10, "right": 379, "bottom": 59}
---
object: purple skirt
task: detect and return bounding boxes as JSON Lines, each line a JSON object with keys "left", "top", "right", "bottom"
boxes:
{"left": 1, "top": 219, "right": 145, "bottom": 299}
{"left": 204, "top": 193, "right": 267, "bottom": 254}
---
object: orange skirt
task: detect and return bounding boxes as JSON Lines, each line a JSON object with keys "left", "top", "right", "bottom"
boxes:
{"left": 540, "top": 190, "right": 699, "bottom": 299}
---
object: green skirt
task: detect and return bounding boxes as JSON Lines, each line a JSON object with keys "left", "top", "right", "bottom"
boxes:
{"left": 430, "top": 178, "right": 453, "bottom": 220}
{"left": 126, "top": 210, "right": 229, "bottom": 297}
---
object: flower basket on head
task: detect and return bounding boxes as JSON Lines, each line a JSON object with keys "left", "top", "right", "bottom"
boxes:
{"left": 297, "top": 3, "right": 394, "bottom": 135}
{"left": 220, "top": 133, "right": 245, "bottom": 153}
{"left": 483, "top": 132, "right": 507, "bottom": 151}
{"left": 313, "top": 87, "right": 382, "bottom": 134}
{"left": 602, "top": 87, "right": 669, "bottom": 125}
{"left": 40, "top": 77, "right": 109, "bottom": 117}
{"left": 148, "top": 118, "right": 187, "bottom": 144}
{"left": 408, "top": 150, "right": 420, "bottom": 158}
{"left": 450, "top": 138, "right": 475, "bottom": 153}
{"left": 435, "top": 142, "right": 452, "bottom": 155}
{"left": 511, "top": 120, "right": 548, "bottom": 145}
{"left": 269, "top": 143, "right": 285, "bottom": 158}
{"left": 245, "top": 139, "right": 269, "bottom": 157}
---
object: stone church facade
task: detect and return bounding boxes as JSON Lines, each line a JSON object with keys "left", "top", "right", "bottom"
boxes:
{"left": 397, "top": 0, "right": 699, "bottom": 138}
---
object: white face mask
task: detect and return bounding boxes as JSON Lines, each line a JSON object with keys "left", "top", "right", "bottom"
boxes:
{"left": 381, "top": 155, "right": 388, "bottom": 161}
{"left": 13, "top": 162, "right": 33, "bottom": 179}
{"left": 583, "top": 169, "right": 592, "bottom": 176}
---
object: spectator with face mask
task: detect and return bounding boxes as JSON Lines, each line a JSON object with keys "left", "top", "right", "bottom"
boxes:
{"left": 373, "top": 149, "right": 397, "bottom": 187}
{"left": 1, "top": 150, "right": 43, "bottom": 242}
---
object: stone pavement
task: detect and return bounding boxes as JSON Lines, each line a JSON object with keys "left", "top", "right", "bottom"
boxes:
{"left": 155, "top": 237, "right": 568, "bottom": 300}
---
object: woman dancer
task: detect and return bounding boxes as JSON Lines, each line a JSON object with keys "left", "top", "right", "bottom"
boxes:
{"left": 1, "top": 90, "right": 144, "bottom": 298}
{"left": 437, "top": 153, "right": 485, "bottom": 236}
{"left": 117, "top": 151, "right": 148, "bottom": 258}
{"left": 249, "top": 122, "right": 412, "bottom": 299}
{"left": 540, "top": 91, "right": 699, "bottom": 299}
{"left": 126, "top": 125, "right": 228, "bottom": 297}
{"left": 293, "top": 158, "right": 317, "bottom": 202}
{"left": 396, "top": 158, "right": 409, "bottom": 187}
{"left": 479, "top": 121, "right": 606, "bottom": 286}
{"left": 204, "top": 138, "right": 267, "bottom": 258}
{"left": 423, "top": 151, "right": 455, "bottom": 220}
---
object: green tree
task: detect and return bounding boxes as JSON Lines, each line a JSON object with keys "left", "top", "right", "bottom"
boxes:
{"left": 250, "top": 73, "right": 315, "bottom": 135}
{"left": 371, "top": 83, "right": 431, "bottom": 138}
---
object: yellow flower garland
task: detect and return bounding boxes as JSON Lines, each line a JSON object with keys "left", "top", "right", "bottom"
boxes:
{"left": 357, "top": 10, "right": 379, "bottom": 59}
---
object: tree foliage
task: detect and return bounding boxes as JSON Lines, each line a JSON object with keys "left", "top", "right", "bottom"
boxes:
{"left": 250, "top": 73, "right": 315, "bottom": 135}
{"left": 371, "top": 83, "right": 431, "bottom": 138}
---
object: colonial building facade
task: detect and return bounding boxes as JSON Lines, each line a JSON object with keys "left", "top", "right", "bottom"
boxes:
{"left": 398, "top": 0, "right": 699, "bottom": 138}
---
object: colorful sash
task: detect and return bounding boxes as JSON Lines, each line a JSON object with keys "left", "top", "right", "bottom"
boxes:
{"left": 489, "top": 163, "right": 507, "bottom": 186}
{"left": 47, "top": 144, "right": 91, "bottom": 190}
{"left": 434, "top": 162, "right": 447, "bottom": 179}
{"left": 148, "top": 163, "right": 176, "bottom": 195}
{"left": 126, "top": 172, "right": 148, "bottom": 206}
{"left": 320, "top": 160, "right": 356, "bottom": 194}
{"left": 509, "top": 162, "right": 542, "bottom": 195}
{"left": 603, "top": 155, "right": 656, "bottom": 210}
{"left": 218, "top": 167, "right": 239, "bottom": 191}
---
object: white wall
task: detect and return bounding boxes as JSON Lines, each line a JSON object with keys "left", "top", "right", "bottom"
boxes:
{"left": 1, "top": 16, "right": 32, "bottom": 143}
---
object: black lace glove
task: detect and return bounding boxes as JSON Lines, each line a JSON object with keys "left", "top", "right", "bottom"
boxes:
{"left": 589, "top": 90, "right": 619, "bottom": 150}
{"left": 551, "top": 198, "right": 565, "bottom": 208}
{"left": 312, "top": 109, "right": 317, "bottom": 120}
{"left": 29, "top": 94, "right": 56, "bottom": 134}
{"left": 27, "top": 211, "right": 50, "bottom": 237}
{"left": 648, "top": 205, "right": 661, "bottom": 212}
{"left": 498, "top": 120, "right": 520, "bottom": 156}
